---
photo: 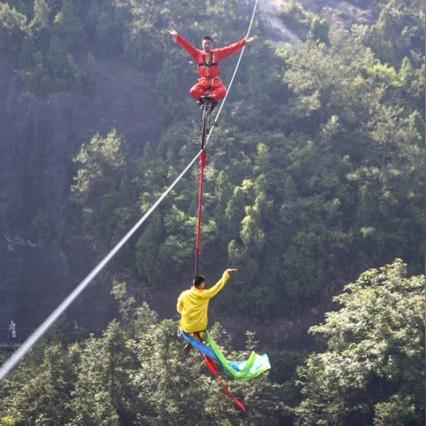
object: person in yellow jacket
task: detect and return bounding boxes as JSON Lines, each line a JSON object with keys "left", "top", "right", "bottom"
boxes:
{"left": 177, "top": 269, "right": 237, "bottom": 352}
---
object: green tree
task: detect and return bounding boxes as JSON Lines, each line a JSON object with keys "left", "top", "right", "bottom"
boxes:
{"left": 86, "top": 0, "right": 128, "bottom": 56}
{"left": 365, "top": 0, "right": 425, "bottom": 66}
{"left": 53, "top": 0, "right": 84, "bottom": 48}
{"left": 46, "top": 35, "right": 77, "bottom": 89}
{"left": 71, "top": 129, "right": 137, "bottom": 251}
{"left": 0, "top": 344, "right": 76, "bottom": 424}
{"left": 31, "top": 0, "right": 50, "bottom": 30}
{"left": 296, "top": 259, "right": 425, "bottom": 425}
{"left": 69, "top": 321, "right": 136, "bottom": 425}
{"left": 0, "top": 3, "right": 27, "bottom": 57}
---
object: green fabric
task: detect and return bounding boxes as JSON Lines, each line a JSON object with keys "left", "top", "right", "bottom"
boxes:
{"left": 205, "top": 331, "right": 271, "bottom": 381}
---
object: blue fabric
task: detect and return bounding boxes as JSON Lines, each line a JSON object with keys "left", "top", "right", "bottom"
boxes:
{"left": 180, "top": 331, "right": 219, "bottom": 362}
{"left": 180, "top": 331, "right": 271, "bottom": 381}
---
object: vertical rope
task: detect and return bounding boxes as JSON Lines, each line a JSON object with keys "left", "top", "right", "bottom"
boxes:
{"left": 195, "top": 332, "right": 247, "bottom": 412}
{"left": 194, "top": 150, "right": 207, "bottom": 276}
{"left": 193, "top": 0, "right": 258, "bottom": 276}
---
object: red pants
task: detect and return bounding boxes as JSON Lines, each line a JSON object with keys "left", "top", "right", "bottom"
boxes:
{"left": 190, "top": 78, "right": 227, "bottom": 102}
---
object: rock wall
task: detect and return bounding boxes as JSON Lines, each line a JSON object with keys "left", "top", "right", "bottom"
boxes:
{"left": 0, "top": 56, "right": 161, "bottom": 334}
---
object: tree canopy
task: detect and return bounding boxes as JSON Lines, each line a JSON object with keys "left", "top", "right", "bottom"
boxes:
{"left": 296, "top": 259, "right": 425, "bottom": 425}
{"left": 0, "top": 0, "right": 424, "bottom": 423}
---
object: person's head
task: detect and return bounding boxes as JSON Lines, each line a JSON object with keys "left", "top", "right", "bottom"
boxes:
{"left": 202, "top": 36, "right": 214, "bottom": 53}
{"left": 192, "top": 274, "right": 206, "bottom": 289}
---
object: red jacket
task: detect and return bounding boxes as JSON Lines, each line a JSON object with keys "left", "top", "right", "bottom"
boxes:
{"left": 174, "top": 34, "right": 247, "bottom": 80}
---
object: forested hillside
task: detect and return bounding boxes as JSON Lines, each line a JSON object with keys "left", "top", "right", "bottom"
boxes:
{"left": 0, "top": 0, "right": 424, "bottom": 424}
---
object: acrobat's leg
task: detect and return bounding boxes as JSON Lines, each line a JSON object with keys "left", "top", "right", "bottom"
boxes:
{"left": 190, "top": 82, "right": 207, "bottom": 101}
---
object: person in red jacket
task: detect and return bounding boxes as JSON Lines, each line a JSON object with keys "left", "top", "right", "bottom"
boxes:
{"left": 168, "top": 29, "right": 255, "bottom": 108}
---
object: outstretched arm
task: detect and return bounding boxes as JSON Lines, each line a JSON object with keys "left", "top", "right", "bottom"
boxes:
{"left": 168, "top": 29, "right": 200, "bottom": 60}
{"left": 215, "top": 38, "right": 247, "bottom": 60}
{"left": 201, "top": 269, "right": 237, "bottom": 299}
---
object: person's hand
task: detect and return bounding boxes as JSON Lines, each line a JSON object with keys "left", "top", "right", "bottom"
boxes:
{"left": 168, "top": 28, "right": 178, "bottom": 37}
{"left": 225, "top": 268, "right": 238, "bottom": 275}
{"left": 245, "top": 36, "right": 256, "bottom": 44}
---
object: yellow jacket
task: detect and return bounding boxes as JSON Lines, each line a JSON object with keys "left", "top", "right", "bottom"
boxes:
{"left": 177, "top": 271, "right": 231, "bottom": 333}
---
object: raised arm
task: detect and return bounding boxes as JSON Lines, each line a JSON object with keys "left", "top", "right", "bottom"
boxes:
{"left": 169, "top": 29, "right": 201, "bottom": 60}
{"left": 201, "top": 269, "right": 237, "bottom": 299}
{"left": 214, "top": 38, "right": 247, "bottom": 60}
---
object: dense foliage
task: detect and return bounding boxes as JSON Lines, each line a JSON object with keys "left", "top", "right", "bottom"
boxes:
{"left": 67, "top": 0, "right": 424, "bottom": 319}
{"left": 296, "top": 259, "right": 425, "bottom": 425}
{"left": 0, "top": 0, "right": 251, "bottom": 95}
{"left": 0, "top": 260, "right": 423, "bottom": 424}
{"left": 1, "top": 1, "right": 422, "bottom": 316}
{"left": 0, "top": 286, "right": 292, "bottom": 424}
{"left": 0, "top": 0, "right": 424, "bottom": 424}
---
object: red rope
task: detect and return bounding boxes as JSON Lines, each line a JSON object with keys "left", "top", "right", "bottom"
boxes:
{"left": 192, "top": 152, "right": 247, "bottom": 413}
{"left": 194, "top": 150, "right": 207, "bottom": 276}
{"left": 203, "top": 355, "right": 247, "bottom": 412}
{"left": 195, "top": 333, "right": 247, "bottom": 412}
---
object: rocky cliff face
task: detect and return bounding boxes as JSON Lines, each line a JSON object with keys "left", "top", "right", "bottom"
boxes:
{"left": 258, "top": 0, "right": 376, "bottom": 46}
{"left": 0, "top": 56, "right": 161, "bottom": 334}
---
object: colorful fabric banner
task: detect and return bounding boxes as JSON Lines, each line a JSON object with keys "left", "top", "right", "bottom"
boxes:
{"left": 180, "top": 330, "right": 271, "bottom": 381}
